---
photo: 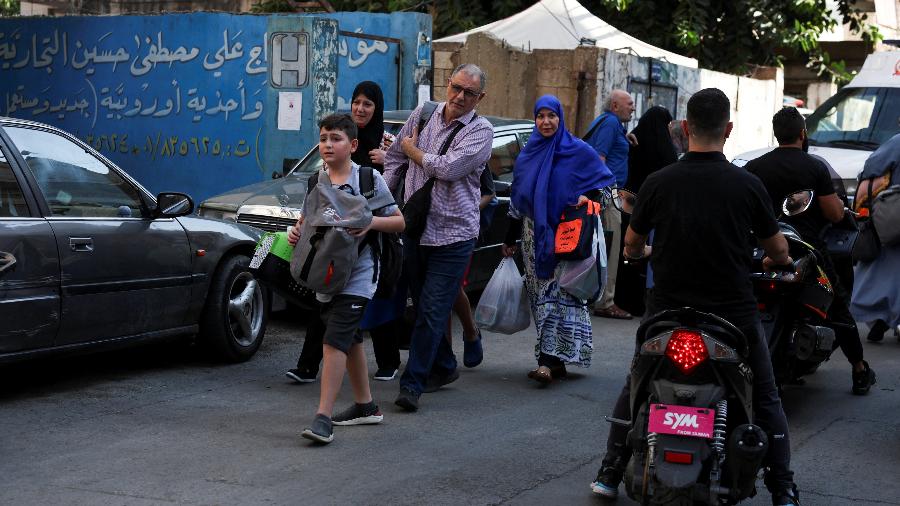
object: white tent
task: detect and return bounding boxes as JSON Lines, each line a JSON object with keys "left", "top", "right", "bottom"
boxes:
{"left": 436, "top": 0, "right": 698, "bottom": 68}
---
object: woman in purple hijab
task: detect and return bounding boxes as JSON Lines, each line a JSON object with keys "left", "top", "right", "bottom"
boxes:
{"left": 503, "top": 95, "right": 615, "bottom": 384}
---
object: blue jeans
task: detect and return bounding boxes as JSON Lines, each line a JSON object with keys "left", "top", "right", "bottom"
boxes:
{"left": 399, "top": 237, "right": 476, "bottom": 394}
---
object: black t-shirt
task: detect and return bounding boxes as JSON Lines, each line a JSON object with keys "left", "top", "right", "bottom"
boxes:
{"left": 744, "top": 147, "right": 835, "bottom": 247}
{"left": 630, "top": 151, "right": 779, "bottom": 325}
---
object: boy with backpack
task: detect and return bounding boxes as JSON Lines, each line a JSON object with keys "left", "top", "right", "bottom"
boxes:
{"left": 288, "top": 114, "right": 405, "bottom": 444}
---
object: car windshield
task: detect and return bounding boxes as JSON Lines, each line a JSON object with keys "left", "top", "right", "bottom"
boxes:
{"left": 806, "top": 87, "right": 900, "bottom": 150}
{"left": 288, "top": 121, "right": 405, "bottom": 177}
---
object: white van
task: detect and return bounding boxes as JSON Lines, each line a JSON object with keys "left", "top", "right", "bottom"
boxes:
{"left": 733, "top": 50, "right": 900, "bottom": 203}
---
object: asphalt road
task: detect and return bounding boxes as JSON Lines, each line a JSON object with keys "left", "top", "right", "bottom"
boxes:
{"left": 1, "top": 310, "right": 898, "bottom": 505}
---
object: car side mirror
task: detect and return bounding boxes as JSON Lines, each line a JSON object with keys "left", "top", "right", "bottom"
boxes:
{"left": 155, "top": 192, "right": 194, "bottom": 218}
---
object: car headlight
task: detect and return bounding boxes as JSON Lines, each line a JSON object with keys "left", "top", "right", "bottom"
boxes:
{"left": 197, "top": 207, "right": 237, "bottom": 221}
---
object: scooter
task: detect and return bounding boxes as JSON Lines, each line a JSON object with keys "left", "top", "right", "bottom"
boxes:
{"left": 620, "top": 308, "right": 769, "bottom": 505}
{"left": 611, "top": 190, "right": 770, "bottom": 505}
{"left": 751, "top": 190, "right": 837, "bottom": 386}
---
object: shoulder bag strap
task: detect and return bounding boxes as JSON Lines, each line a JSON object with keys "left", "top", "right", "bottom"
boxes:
{"left": 438, "top": 114, "right": 472, "bottom": 156}
{"left": 581, "top": 113, "right": 608, "bottom": 141}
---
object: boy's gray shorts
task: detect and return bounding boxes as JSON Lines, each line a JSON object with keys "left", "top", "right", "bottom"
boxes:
{"left": 321, "top": 294, "right": 369, "bottom": 354}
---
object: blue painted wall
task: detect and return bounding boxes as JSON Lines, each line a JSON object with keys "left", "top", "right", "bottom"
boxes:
{"left": 0, "top": 12, "right": 430, "bottom": 204}
{"left": 326, "top": 12, "right": 432, "bottom": 111}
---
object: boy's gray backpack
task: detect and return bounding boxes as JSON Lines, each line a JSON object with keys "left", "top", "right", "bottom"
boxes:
{"left": 290, "top": 169, "right": 373, "bottom": 295}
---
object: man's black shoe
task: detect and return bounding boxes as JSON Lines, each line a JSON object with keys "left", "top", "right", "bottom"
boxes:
{"left": 867, "top": 319, "right": 888, "bottom": 342}
{"left": 771, "top": 484, "right": 800, "bottom": 506}
{"left": 373, "top": 367, "right": 399, "bottom": 381}
{"left": 395, "top": 386, "right": 420, "bottom": 412}
{"left": 589, "top": 454, "right": 625, "bottom": 499}
{"left": 852, "top": 360, "right": 876, "bottom": 395}
{"left": 423, "top": 369, "right": 460, "bottom": 393}
{"left": 590, "top": 465, "right": 623, "bottom": 499}
{"left": 286, "top": 368, "right": 317, "bottom": 384}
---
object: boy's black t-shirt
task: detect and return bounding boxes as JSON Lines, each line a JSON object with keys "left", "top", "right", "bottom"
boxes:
{"left": 630, "top": 151, "right": 779, "bottom": 325}
{"left": 744, "top": 147, "right": 835, "bottom": 247}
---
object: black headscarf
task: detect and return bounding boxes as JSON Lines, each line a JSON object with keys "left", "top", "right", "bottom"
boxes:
{"left": 625, "top": 106, "right": 678, "bottom": 192}
{"left": 350, "top": 81, "right": 385, "bottom": 172}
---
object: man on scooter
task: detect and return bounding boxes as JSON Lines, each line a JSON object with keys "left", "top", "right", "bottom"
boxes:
{"left": 745, "top": 107, "right": 876, "bottom": 395}
{"left": 590, "top": 88, "right": 800, "bottom": 506}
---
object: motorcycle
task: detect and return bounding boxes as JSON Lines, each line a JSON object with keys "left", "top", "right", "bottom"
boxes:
{"left": 619, "top": 308, "right": 769, "bottom": 505}
{"left": 612, "top": 190, "right": 770, "bottom": 505}
{"left": 751, "top": 190, "right": 838, "bottom": 387}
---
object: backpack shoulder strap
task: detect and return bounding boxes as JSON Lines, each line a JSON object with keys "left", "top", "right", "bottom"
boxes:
{"left": 356, "top": 165, "right": 381, "bottom": 281}
{"left": 418, "top": 101, "right": 439, "bottom": 135}
{"left": 359, "top": 166, "right": 375, "bottom": 199}
{"left": 306, "top": 171, "right": 320, "bottom": 195}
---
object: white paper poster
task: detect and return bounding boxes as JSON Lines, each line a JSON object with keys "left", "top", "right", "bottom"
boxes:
{"left": 417, "top": 85, "right": 431, "bottom": 106}
{"left": 278, "top": 92, "right": 302, "bottom": 130}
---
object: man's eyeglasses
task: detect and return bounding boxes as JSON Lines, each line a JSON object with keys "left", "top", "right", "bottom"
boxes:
{"left": 448, "top": 80, "right": 482, "bottom": 99}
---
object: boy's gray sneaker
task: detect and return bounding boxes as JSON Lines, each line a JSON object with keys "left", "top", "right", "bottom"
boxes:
{"left": 301, "top": 414, "right": 333, "bottom": 444}
{"left": 332, "top": 402, "right": 384, "bottom": 426}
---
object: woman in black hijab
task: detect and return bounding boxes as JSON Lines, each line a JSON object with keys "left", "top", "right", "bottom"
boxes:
{"left": 350, "top": 80, "right": 405, "bottom": 380}
{"left": 350, "top": 81, "right": 388, "bottom": 172}
{"left": 616, "top": 106, "right": 678, "bottom": 317}
{"left": 625, "top": 106, "right": 678, "bottom": 192}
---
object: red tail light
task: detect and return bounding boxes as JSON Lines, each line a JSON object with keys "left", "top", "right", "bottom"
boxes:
{"left": 663, "top": 450, "right": 694, "bottom": 465}
{"left": 665, "top": 329, "right": 708, "bottom": 374}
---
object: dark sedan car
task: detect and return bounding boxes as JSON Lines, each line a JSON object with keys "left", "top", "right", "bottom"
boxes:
{"left": 198, "top": 110, "right": 534, "bottom": 290}
{"left": 0, "top": 117, "right": 268, "bottom": 364}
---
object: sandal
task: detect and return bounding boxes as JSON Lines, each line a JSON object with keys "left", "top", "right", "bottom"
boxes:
{"left": 527, "top": 366, "right": 553, "bottom": 384}
{"left": 594, "top": 305, "right": 633, "bottom": 320}
{"left": 549, "top": 364, "right": 568, "bottom": 379}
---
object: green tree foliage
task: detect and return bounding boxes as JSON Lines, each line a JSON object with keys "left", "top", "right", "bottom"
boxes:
{"left": 587, "top": 0, "right": 881, "bottom": 83}
{"left": 1, "top": 0, "right": 20, "bottom": 16}
{"left": 248, "top": 0, "right": 880, "bottom": 83}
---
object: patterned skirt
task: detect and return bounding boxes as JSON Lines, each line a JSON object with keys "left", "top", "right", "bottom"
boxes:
{"left": 521, "top": 218, "right": 593, "bottom": 367}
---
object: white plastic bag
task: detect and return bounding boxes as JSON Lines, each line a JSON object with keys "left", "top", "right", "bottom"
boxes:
{"left": 475, "top": 257, "right": 532, "bottom": 334}
{"left": 559, "top": 218, "right": 607, "bottom": 301}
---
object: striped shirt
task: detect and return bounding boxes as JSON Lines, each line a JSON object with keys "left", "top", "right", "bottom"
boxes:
{"left": 383, "top": 102, "right": 494, "bottom": 246}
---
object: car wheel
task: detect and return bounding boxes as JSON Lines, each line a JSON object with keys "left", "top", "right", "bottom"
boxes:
{"left": 201, "top": 254, "right": 268, "bottom": 362}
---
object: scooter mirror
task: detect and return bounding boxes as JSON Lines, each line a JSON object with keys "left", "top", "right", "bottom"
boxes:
{"left": 782, "top": 190, "right": 815, "bottom": 217}
{"left": 614, "top": 188, "right": 638, "bottom": 215}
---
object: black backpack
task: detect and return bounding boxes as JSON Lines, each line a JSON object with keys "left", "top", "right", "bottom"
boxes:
{"left": 306, "top": 166, "right": 402, "bottom": 298}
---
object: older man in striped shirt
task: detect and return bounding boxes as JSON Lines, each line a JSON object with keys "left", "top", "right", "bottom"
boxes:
{"left": 384, "top": 63, "right": 494, "bottom": 412}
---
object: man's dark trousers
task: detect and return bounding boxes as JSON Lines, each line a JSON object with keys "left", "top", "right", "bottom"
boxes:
{"left": 399, "top": 237, "right": 476, "bottom": 394}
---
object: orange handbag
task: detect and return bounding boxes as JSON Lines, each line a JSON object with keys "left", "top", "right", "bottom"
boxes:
{"left": 555, "top": 200, "right": 601, "bottom": 260}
